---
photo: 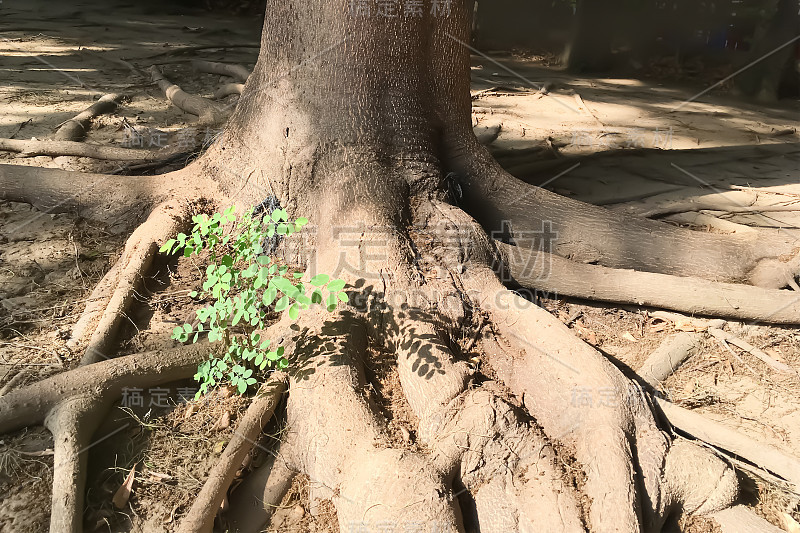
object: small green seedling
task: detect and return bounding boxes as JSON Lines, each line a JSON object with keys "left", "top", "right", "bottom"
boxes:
{"left": 161, "top": 205, "right": 347, "bottom": 398}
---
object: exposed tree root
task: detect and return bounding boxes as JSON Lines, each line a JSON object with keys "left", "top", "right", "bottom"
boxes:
{"left": 0, "top": 137, "right": 185, "bottom": 162}
{"left": 278, "top": 314, "right": 462, "bottom": 530}
{"left": 453, "top": 144, "right": 800, "bottom": 285}
{"left": 611, "top": 189, "right": 760, "bottom": 218}
{"left": 224, "top": 441, "right": 297, "bottom": 533}
{"left": 497, "top": 242, "right": 800, "bottom": 324}
{"left": 45, "top": 395, "right": 106, "bottom": 533}
{"left": 149, "top": 66, "right": 225, "bottom": 126}
{"left": 0, "top": 369, "right": 28, "bottom": 397}
{"left": 192, "top": 60, "right": 251, "bottom": 83}
{"left": 655, "top": 398, "right": 800, "bottom": 490}
{"left": 664, "top": 212, "right": 757, "bottom": 235}
{"left": 637, "top": 332, "right": 703, "bottom": 388}
{"left": 70, "top": 201, "right": 191, "bottom": 364}
{"left": 465, "top": 270, "right": 738, "bottom": 532}
{"left": 0, "top": 344, "right": 206, "bottom": 434}
{"left": 384, "top": 309, "right": 586, "bottom": 531}
{"left": 54, "top": 94, "right": 123, "bottom": 142}
{"left": 0, "top": 344, "right": 206, "bottom": 532}
{"left": 178, "top": 374, "right": 287, "bottom": 533}
{"left": 0, "top": 163, "right": 162, "bottom": 224}
{"left": 713, "top": 505, "right": 787, "bottom": 533}
{"left": 214, "top": 83, "right": 245, "bottom": 99}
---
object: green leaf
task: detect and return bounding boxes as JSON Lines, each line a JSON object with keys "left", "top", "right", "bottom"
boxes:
{"left": 159, "top": 239, "right": 176, "bottom": 253}
{"left": 237, "top": 381, "right": 247, "bottom": 394}
{"left": 262, "top": 287, "right": 277, "bottom": 307}
{"left": 242, "top": 264, "right": 259, "bottom": 278}
{"left": 271, "top": 209, "right": 287, "bottom": 222}
{"left": 271, "top": 277, "right": 300, "bottom": 298}
{"left": 288, "top": 303, "right": 299, "bottom": 320}
{"left": 311, "top": 274, "right": 329, "bottom": 287}
{"left": 274, "top": 295, "right": 289, "bottom": 312}
{"left": 337, "top": 291, "right": 349, "bottom": 303}
{"left": 327, "top": 279, "right": 346, "bottom": 292}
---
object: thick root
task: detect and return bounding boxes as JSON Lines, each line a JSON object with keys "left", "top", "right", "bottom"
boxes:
{"left": 214, "top": 83, "right": 245, "bottom": 99}
{"left": 0, "top": 164, "right": 159, "bottom": 225}
{"left": 0, "top": 343, "right": 206, "bottom": 434}
{"left": 54, "top": 93, "right": 123, "bottom": 142}
{"left": 498, "top": 242, "right": 800, "bottom": 324}
{"left": 45, "top": 395, "right": 106, "bottom": 533}
{"left": 0, "top": 344, "right": 206, "bottom": 533}
{"left": 376, "top": 290, "right": 585, "bottom": 530}
{"left": 0, "top": 137, "right": 185, "bottom": 162}
{"left": 192, "top": 60, "right": 250, "bottom": 83}
{"left": 637, "top": 332, "right": 703, "bottom": 388}
{"left": 656, "top": 398, "right": 800, "bottom": 489}
{"left": 69, "top": 201, "right": 190, "bottom": 364}
{"left": 149, "top": 66, "right": 225, "bottom": 126}
{"left": 451, "top": 142, "right": 800, "bottom": 285}
{"left": 178, "top": 374, "right": 288, "bottom": 533}
{"left": 280, "top": 314, "right": 461, "bottom": 530}
{"left": 465, "top": 270, "right": 738, "bottom": 532}
{"left": 224, "top": 442, "right": 297, "bottom": 533}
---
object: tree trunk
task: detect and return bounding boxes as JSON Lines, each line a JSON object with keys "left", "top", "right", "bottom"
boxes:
{"left": 735, "top": 0, "right": 800, "bottom": 101}
{"left": 6, "top": 1, "right": 795, "bottom": 531}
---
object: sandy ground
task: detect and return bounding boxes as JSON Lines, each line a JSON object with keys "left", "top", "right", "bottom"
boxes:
{"left": 1, "top": 0, "right": 800, "bottom": 531}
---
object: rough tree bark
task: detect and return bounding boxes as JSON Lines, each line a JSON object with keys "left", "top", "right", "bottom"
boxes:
{"left": 4, "top": 1, "right": 800, "bottom": 532}
{"left": 734, "top": 0, "right": 800, "bottom": 101}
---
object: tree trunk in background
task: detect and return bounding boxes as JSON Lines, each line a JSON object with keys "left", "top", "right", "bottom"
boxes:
{"left": 563, "top": 0, "right": 616, "bottom": 72}
{"left": 735, "top": 0, "right": 800, "bottom": 101}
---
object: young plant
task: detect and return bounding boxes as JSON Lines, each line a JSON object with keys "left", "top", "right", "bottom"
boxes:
{"left": 160, "top": 205, "right": 347, "bottom": 398}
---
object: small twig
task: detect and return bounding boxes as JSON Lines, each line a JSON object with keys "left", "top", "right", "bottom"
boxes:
{"left": 8, "top": 119, "right": 31, "bottom": 139}
{"left": 463, "top": 314, "right": 485, "bottom": 353}
{"left": 564, "top": 309, "right": 583, "bottom": 327}
{"left": 708, "top": 327, "right": 795, "bottom": 374}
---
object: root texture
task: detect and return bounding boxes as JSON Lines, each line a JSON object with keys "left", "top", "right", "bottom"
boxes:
{"left": 70, "top": 201, "right": 190, "bottom": 364}
{"left": 149, "top": 66, "right": 225, "bottom": 126}
{"left": 0, "top": 344, "right": 206, "bottom": 532}
{"left": 499, "top": 242, "right": 800, "bottom": 324}
{"left": 0, "top": 137, "right": 184, "bottom": 162}
{"left": 178, "top": 374, "right": 287, "bottom": 533}
{"left": 192, "top": 60, "right": 250, "bottom": 83}
{"left": 54, "top": 93, "right": 123, "bottom": 142}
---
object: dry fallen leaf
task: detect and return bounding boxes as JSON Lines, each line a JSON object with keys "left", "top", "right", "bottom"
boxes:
{"left": 183, "top": 404, "right": 197, "bottom": 420}
{"left": 112, "top": 464, "right": 136, "bottom": 509}
{"left": 212, "top": 411, "right": 231, "bottom": 431}
{"left": 622, "top": 332, "right": 637, "bottom": 343}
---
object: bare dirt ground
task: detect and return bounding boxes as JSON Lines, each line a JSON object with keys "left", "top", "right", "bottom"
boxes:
{"left": 1, "top": 0, "right": 799, "bottom": 532}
